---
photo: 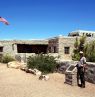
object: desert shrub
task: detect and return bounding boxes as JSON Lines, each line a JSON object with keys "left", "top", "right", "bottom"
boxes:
{"left": 1, "top": 54, "right": 15, "bottom": 63}
{"left": 27, "top": 54, "right": 57, "bottom": 74}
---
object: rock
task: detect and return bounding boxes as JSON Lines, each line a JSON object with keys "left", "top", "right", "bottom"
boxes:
{"left": 8, "top": 61, "right": 27, "bottom": 69}
{"left": 20, "top": 67, "right": 26, "bottom": 71}
{"left": 24, "top": 68, "right": 42, "bottom": 75}
{"left": 25, "top": 68, "right": 30, "bottom": 73}
{"left": 44, "top": 75, "right": 49, "bottom": 81}
{"left": 33, "top": 69, "right": 42, "bottom": 76}
{"left": 20, "top": 63, "right": 27, "bottom": 71}
{"left": 7, "top": 61, "right": 21, "bottom": 69}
{"left": 28, "top": 68, "right": 35, "bottom": 74}
{"left": 39, "top": 75, "right": 49, "bottom": 81}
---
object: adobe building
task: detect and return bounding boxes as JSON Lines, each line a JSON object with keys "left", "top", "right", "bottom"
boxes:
{"left": 0, "top": 30, "right": 95, "bottom": 62}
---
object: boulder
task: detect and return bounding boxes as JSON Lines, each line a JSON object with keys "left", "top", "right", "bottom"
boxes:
{"left": 33, "top": 69, "right": 42, "bottom": 76}
{"left": 39, "top": 75, "right": 49, "bottom": 81}
{"left": 7, "top": 61, "right": 21, "bottom": 69}
{"left": 7, "top": 61, "right": 27, "bottom": 69}
{"left": 24, "top": 68, "right": 42, "bottom": 76}
{"left": 28, "top": 68, "right": 35, "bottom": 74}
{"left": 20, "top": 63, "right": 27, "bottom": 71}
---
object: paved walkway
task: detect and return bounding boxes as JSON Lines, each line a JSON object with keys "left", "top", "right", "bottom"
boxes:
{"left": 0, "top": 63, "right": 95, "bottom": 97}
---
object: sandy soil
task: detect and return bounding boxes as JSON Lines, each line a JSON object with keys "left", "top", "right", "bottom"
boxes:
{"left": 0, "top": 63, "right": 95, "bottom": 97}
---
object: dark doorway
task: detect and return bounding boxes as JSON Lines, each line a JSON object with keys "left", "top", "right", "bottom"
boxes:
{"left": 0, "top": 47, "right": 3, "bottom": 52}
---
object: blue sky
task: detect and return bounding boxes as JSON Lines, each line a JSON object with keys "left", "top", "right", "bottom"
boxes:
{"left": 0, "top": 0, "right": 95, "bottom": 39}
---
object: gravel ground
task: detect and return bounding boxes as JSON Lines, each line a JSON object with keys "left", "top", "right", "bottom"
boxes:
{"left": 0, "top": 63, "right": 95, "bottom": 97}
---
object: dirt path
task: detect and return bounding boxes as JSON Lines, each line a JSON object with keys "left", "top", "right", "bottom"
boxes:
{"left": 0, "top": 63, "right": 95, "bottom": 97}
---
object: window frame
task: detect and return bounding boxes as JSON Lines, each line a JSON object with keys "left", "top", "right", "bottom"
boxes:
{"left": 64, "top": 47, "right": 70, "bottom": 54}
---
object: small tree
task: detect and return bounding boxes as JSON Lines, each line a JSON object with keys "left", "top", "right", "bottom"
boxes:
{"left": 72, "top": 36, "right": 86, "bottom": 61}
{"left": 79, "top": 36, "right": 86, "bottom": 51}
{"left": 72, "top": 37, "right": 79, "bottom": 60}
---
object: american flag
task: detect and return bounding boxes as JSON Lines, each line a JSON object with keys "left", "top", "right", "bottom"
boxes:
{"left": 0, "top": 17, "right": 9, "bottom": 25}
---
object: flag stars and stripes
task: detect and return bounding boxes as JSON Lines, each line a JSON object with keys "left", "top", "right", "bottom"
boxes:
{"left": 0, "top": 17, "right": 9, "bottom": 25}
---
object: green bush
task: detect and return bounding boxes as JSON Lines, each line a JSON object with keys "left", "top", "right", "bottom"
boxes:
{"left": 27, "top": 54, "right": 57, "bottom": 74}
{"left": 1, "top": 54, "right": 15, "bottom": 63}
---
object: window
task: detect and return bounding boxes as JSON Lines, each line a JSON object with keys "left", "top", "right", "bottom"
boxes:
{"left": 64, "top": 47, "right": 70, "bottom": 54}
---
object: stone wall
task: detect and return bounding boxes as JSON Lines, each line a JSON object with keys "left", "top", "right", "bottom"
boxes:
{"left": 58, "top": 36, "right": 76, "bottom": 60}
{"left": 48, "top": 36, "right": 76, "bottom": 60}
{"left": 0, "top": 40, "right": 48, "bottom": 59}
{"left": 0, "top": 41, "right": 15, "bottom": 57}
{"left": 85, "top": 62, "right": 95, "bottom": 84}
{"left": 48, "top": 37, "right": 59, "bottom": 53}
{"left": 56, "top": 61, "right": 95, "bottom": 84}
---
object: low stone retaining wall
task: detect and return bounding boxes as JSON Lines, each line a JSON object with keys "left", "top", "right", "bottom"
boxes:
{"left": 85, "top": 62, "right": 95, "bottom": 84}
{"left": 56, "top": 62, "right": 69, "bottom": 73}
{"left": 56, "top": 61, "right": 76, "bottom": 73}
{"left": 56, "top": 61, "right": 95, "bottom": 84}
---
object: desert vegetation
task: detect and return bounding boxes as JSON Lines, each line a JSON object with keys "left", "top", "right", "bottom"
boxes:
{"left": 72, "top": 36, "right": 95, "bottom": 62}
{"left": 27, "top": 54, "right": 57, "bottom": 74}
{"left": 0, "top": 54, "right": 15, "bottom": 63}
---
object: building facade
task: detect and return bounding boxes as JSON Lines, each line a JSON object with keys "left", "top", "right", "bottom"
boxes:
{"left": 0, "top": 30, "right": 95, "bottom": 62}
